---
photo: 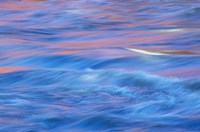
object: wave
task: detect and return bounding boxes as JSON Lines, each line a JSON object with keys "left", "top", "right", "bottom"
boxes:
{"left": 0, "top": 69, "right": 200, "bottom": 131}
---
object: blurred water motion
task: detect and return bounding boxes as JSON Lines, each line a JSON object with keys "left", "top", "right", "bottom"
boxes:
{"left": 0, "top": 0, "right": 200, "bottom": 131}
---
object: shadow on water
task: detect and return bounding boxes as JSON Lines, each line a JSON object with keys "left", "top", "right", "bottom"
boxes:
{"left": 0, "top": 0, "right": 200, "bottom": 131}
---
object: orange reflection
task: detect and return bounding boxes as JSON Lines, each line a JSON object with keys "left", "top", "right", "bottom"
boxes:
{"left": 0, "top": 3, "right": 37, "bottom": 10}
{"left": 0, "top": 66, "right": 30, "bottom": 73}
{"left": 55, "top": 50, "right": 80, "bottom": 55}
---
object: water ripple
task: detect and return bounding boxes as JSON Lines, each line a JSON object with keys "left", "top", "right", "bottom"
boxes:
{"left": 0, "top": 0, "right": 200, "bottom": 131}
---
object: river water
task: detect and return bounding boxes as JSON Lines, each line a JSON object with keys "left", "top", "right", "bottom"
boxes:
{"left": 0, "top": 0, "right": 200, "bottom": 132}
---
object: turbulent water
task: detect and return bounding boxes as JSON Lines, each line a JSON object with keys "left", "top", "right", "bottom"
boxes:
{"left": 0, "top": 0, "right": 200, "bottom": 131}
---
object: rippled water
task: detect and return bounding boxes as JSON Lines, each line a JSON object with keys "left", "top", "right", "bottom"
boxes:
{"left": 0, "top": 0, "right": 200, "bottom": 131}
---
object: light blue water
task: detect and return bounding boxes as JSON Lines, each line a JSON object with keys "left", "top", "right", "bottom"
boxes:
{"left": 0, "top": 0, "right": 200, "bottom": 132}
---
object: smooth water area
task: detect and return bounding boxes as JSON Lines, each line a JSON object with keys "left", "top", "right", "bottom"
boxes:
{"left": 0, "top": 0, "right": 200, "bottom": 131}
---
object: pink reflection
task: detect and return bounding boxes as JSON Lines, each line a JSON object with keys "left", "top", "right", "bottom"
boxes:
{"left": 50, "top": 104, "right": 72, "bottom": 111}
{"left": 155, "top": 67, "right": 200, "bottom": 78}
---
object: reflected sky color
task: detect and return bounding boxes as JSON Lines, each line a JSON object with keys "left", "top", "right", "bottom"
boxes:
{"left": 0, "top": 0, "right": 200, "bottom": 132}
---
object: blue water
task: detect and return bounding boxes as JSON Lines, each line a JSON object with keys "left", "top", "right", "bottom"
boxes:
{"left": 0, "top": 0, "right": 200, "bottom": 132}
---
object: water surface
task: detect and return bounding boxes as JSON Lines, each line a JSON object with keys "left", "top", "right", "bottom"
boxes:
{"left": 0, "top": 0, "right": 200, "bottom": 131}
